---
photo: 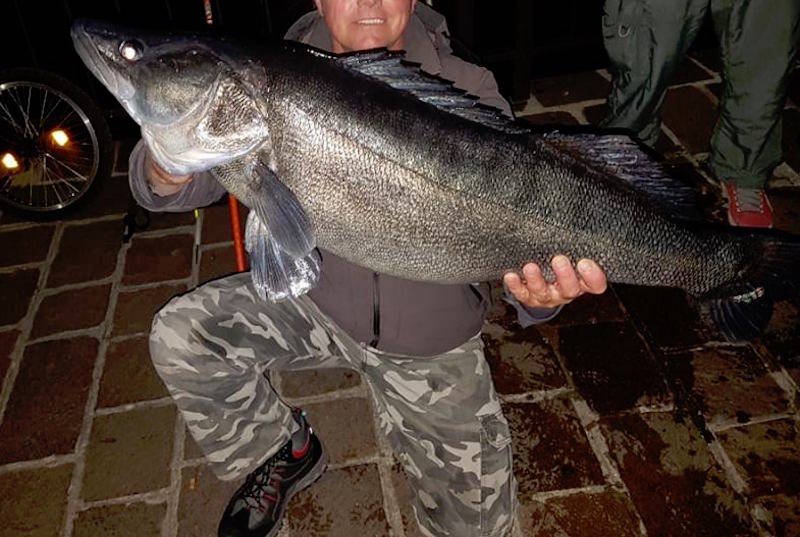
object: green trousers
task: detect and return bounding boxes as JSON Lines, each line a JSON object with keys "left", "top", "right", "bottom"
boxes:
{"left": 601, "top": 0, "right": 800, "bottom": 188}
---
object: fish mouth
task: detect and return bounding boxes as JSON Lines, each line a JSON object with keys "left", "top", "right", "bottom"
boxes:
{"left": 71, "top": 20, "right": 136, "bottom": 104}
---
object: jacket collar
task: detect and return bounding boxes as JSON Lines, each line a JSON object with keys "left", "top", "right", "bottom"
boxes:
{"left": 292, "top": 9, "right": 444, "bottom": 75}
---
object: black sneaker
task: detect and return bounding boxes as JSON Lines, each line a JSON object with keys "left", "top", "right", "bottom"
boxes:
{"left": 217, "top": 410, "right": 327, "bottom": 537}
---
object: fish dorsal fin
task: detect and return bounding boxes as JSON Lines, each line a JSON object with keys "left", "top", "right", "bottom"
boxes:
{"left": 541, "top": 130, "right": 702, "bottom": 221}
{"left": 331, "top": 48, "right": 528, "bottom": 134}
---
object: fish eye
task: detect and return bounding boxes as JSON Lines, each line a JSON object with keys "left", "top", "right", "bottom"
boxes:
{"left": 119, "top": 40, "right": 143, "bottom": 61}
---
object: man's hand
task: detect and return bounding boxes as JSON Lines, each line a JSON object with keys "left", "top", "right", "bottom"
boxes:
{"left": 145, "top": 150, "right": 195, "bottom": 196}
{"left": 504, "top": 255, "right": 608, "bottom": 308}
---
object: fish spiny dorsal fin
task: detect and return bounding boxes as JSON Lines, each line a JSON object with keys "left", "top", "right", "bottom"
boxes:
{"left": 332, "top": 48, "right": 529, "bottom": 134}
{"left": 541, "top": 130, "right": 703, "bottom": 221}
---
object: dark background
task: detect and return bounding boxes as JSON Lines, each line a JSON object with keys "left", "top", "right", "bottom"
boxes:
{"left": 0, "top": 0, "right": 716, "bottom": 135}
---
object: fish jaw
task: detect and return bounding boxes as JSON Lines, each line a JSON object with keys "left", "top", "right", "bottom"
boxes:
{"left": 71, "top": 20, "right": 137, "bottom": 112}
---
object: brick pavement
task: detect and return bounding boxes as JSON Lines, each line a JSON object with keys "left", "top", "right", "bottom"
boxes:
{"left": 0, "top": 52, "right": 799, "bottom": 536}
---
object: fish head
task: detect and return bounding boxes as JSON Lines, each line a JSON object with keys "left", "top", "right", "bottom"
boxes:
{"left": 71, "top": 19, "right": 270, "bottom": 174}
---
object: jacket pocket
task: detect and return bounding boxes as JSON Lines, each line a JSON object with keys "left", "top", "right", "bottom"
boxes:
{"left": 602, "top": 0, "right": 647, "bottom": 80}
{"left": 478, "top": 411, "right": 515, "bottom": 537}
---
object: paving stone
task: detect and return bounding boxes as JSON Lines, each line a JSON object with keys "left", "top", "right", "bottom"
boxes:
{"left": 97, "top": 335, "right": 169, "bottom": 408}
{"left": 518, "top": 490, "right": 641, "bottom": 537}
{"left": 532, "top": 71, "right": 610, "bottom": 107}
{"left": 662, "top": 86, "right": 718, "bottom": 155}
{"left": 505, "top": 400, "right": 604, "bottom": 497}
{"left": 112, "top": 283, "right": 185, "bottom": 336}
{"left": 184, "top": 426, "right": 206, "bottom": 462}
{"left": 549, "top": 287, "right": 626, "bottom": 326}
{"left": 0, "top": 225, "right": 54, "bottom": 267}
{"left": 73, "top": 502, "right": 165, "bottom": 537}
{"left": 201, "top": 198, "right": 248, "bottom": 245}
{"left": 82, "top": 405, "right": 176, "bottom": 501}
{"left": 583, "top": 103, "right": 607, "bottom": 125}
{"left": 0, "top": 268, "right": 39, "bottom": 326}
{"left": 783, "top": 109, "right": 800, "bottom": 180}
{"left": 0, "top": 329, "right": 18, "bottom": 384}
{"left": 281, "top": 367, "right": 361, "bottom": 398}
{"left": 756, "top": 494, "right": 800, "bottom": 537}
{"left": 558, "top": 321, "right": 673, "bottom": 415}
{"left": 519, "top": 111, "right": 579, "bottom": 126}
{"left": 389, "top": 462, "right": 426, "bottom": 537}
{"left": 601, "top": 412, "right": 754, "bottom": 536}
{"left": 285, "top": 464, "right": 391, "bottom": 536}
{"left": 0, "top": 337, "right": 97, "bottom": 464}
{"left": 614, "top": 284, "right": 709, "bottom": 350}
{"left": 146, "top": 210, "right": 196, "bottom": 231}
{"left": 689, "top": 48, "right": 723, "bottom": 73}
{"left": 760, "top": 298, "right": 800, "bottom": 371}
{"left": 199, "top": 245, "right": 239, "bottom": 285}
{"left": 482, "top": 301, "right": 566, "bottom": 394}
{"left": 62, "top": 176, "right": 134, "bottom": 221}
{"left": 30, "top": 284, "right": 111, "bottom": 338}
{"left": 0, "top": 464, "right": 73, "bottom": 537}
{"left": 178, "top": 464, "right": 240, "bottom": 537}
{"left": 717, "top": 419, "right": 800, "bottom": 498}
{"left": 113, "top": 138, "right": 138, "bottom": 175}
{"left": 671, "top": 57, "right": 715, "bottom": 85}
{"left": 47, "top": 219, "right": 123, "bottom": 287}
{"left": 303, "top": 398, "right": 378, "bottom": 465}
{"left": 123, "top": 233, "right": 193, "bottom": 285}
{"left": 667, "top": 347, "right": 789, "bottom": 427}
{"left": 771, "top": 188, "right": 800, "bottom": 234}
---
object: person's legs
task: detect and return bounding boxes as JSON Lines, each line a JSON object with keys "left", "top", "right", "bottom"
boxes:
{"left": 709, "top": 0, "right": 800, "bottom": 189}
{"left": 149, "top": 272, "right": 357, "bottom": 480}
{"left": 601, "top": 0, "right": 709, "bottom": 146}
{"left": 363, "top": 335, "right": 516, "bottom": 537}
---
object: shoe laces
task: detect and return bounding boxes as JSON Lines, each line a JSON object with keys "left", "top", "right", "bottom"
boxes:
{"left": 732, "top": 187, "right": 765, "bottom": 212}
{"left": 241, "top": 443, "right": 292, "bottom": 510}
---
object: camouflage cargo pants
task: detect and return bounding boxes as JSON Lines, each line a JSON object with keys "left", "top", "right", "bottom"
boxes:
{"left": 150, "top": 272, "right": 517, "bottom": 536}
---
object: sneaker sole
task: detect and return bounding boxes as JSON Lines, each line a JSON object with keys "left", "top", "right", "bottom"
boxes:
{"left": 264, "top": 441, "right": 329, "bottom": 537}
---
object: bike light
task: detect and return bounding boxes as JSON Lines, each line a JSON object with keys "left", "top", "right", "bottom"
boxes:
{"left": 50, "top": 129, "right": 69, "bottom": 146}
{"left": 1, "top": 152, "right": 19, "bottom": 170}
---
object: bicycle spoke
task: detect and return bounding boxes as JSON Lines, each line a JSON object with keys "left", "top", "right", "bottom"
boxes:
{"left": 0, "top": 97, "right": 24, "bottom": 135}
{"left": 45, "top": 152, "right": 89, "bottom": 182}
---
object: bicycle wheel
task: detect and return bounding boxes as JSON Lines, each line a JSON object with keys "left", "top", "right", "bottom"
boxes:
{"left": 0, "top": 67, "right": 112, "bottom": 216}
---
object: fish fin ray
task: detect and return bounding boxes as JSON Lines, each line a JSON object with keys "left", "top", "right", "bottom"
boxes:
{"left": 332, "top": 48, "right": 528, "bottom": 134}
{"left": 245, "top": 211, "right": 321, "bottom": 301}
{"left": 701, "top": 233, "right": 800, "bottom": 340}
{"left": 249, "top": 160, "right": 316, "bottom": 258}
{"left": 541, "top": 131, "right": 702, "bottom": 221}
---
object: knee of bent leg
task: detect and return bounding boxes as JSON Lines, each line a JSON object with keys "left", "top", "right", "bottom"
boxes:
{"left": 148, "top": 292, "right": 207, "bottom": 370}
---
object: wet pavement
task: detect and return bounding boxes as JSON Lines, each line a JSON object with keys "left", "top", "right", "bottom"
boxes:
{"left": 1, "top": 52, "right": 799, "bottom": 536}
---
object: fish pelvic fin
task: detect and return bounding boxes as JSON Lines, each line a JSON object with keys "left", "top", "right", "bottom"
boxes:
{"left": 702, "top": 232, "right": 800, "bottom": 341}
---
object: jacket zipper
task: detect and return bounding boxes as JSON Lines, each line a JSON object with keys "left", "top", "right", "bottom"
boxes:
{"left": 369, "top": 272, "right": 380, "bottom": 348}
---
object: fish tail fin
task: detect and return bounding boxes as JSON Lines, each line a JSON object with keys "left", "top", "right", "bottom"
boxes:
{"left": 702, "top": 233, "right": 800, "bottom": 341}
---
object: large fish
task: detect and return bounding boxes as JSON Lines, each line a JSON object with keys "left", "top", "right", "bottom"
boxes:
{"left": 71, "top": 19, "right": 798, "bottom": 340}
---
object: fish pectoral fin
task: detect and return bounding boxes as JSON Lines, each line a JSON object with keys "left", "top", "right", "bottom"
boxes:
{"left": 250, "top": 160, "right": 316, "bottom": 258}
{"left": 541, "top": 130, "right": 702, "bottom": 221}
{"left": 245, "top": 210, "right": 321, "bottom": 301}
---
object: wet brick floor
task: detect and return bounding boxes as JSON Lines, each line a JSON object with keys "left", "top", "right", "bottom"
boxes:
{"left": 1, "top": 52, "right": 799, "bottom": 536}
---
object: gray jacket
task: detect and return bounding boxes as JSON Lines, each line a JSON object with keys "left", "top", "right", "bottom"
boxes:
{"left": 129, "top": 4, "right": 558, "bottom": 355}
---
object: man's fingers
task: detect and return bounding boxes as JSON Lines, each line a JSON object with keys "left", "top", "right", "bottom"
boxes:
{"left": 551, "top": 255, "right": 582, "bottom": 298}
{"left": 521, "top": 263, "right": 549, "bottom": 300}
{"left": 503, "top": 272, "right": 530, "bottom": 302}
{"left": 577, "top": 258, "right": 608, "bottom": 294}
